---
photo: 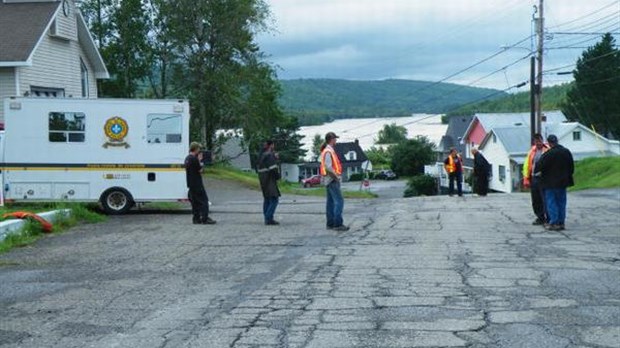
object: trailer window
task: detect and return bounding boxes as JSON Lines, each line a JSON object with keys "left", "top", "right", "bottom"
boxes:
{"left": 147, "top": 114, "right": 182, "bottom": 144}
{"left": 49, "top": 112, "right": 86, "bottom": 143}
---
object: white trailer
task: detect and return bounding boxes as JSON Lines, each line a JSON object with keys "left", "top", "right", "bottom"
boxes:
{"left": 0, "top": 97, "right": 190, "bottom": 214}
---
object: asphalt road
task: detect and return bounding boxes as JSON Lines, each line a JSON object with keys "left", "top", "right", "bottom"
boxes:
{"left": 0, "top": 182, "right": 618, "bottom": 348}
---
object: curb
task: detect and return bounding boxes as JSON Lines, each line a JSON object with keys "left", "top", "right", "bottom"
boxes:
{"left": 0, "top": 209, "right": 72, "bottom": 242}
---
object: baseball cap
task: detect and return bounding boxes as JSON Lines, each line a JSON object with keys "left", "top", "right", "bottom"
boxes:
{"left": 325, "top": 132, "right": 339, "bottom": 142}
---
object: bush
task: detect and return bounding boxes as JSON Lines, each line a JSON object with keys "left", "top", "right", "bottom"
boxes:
{"left": 390, "top": 136, "right": 435, "bottom": 177}
{"left": 349, "top": 173, "right": 364, "bottom": 181}
{"left": 404, "top": 175, "right": 437, "bottom": 197}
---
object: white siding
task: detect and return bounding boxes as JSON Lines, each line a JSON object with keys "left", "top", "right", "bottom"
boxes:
{"left": 0, "top": 68, "right": 16, "bottom": 121}
{"left": 55, "top": 0, "right": 78, "bottom": 40}
{"left": 479, "top": 137, "right": 514, "bottom": 193}
{"left": 20, "top": 19, "right": 97, "bottom": 99}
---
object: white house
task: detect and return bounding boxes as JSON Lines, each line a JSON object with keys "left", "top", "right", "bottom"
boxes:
{"left": 461, "top": 111, "right": 567, "bottom": 161}
{"left": 478, "top": 122, "right": 620, "bottom": 193}
{"left": 0, "top": 0, "right": 108, "bottom": 123}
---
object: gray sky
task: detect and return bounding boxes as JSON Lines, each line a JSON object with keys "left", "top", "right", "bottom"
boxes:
{"left": 257, "top": 0, "right": 620, "bottom": 90}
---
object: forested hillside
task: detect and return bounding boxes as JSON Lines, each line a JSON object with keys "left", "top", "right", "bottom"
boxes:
{"left": 279, "top": 79, "right": 505, "bottom": 125}
{"left": 447, "top": 83, "right": 571, "bottom": 116}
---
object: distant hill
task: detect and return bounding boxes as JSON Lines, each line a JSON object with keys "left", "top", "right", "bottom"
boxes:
{"left": 279, "top": 79, "right": 506, "bottom": 125}
{"left": 447, "top": 83, "right": 571, "bottom": 116}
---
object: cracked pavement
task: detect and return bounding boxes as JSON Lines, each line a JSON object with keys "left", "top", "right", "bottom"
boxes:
{"left": 0, "top": 183, "right": 618, "bottom": 348}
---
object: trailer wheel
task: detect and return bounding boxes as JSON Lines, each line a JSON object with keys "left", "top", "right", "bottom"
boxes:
{"left": 101, "top": 188, "right": 134, "bottom": 215}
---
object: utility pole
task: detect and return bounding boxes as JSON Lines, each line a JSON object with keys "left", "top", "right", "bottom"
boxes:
{"left": 530, "top": 56, "right": 536, "bottom": 144}
{"left": 535, "top": 0, "right": 544, "bottom": 134}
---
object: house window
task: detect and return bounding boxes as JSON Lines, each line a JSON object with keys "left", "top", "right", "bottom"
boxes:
{"left": 499, "top": 165, "right": 506, "bottom": 182}
{"left": 80, "top": 58, "right": 89, "bottom": 98}
{"left": 492, "top": 134, "right": 497, "bottom": 143}
{"left": 346, "top": 150, "right": 357, "bottom": 161}
{"left": 573, "top": 131, "right": 581, "bottom": 141}
{"left": 147, "top": 114, "right": 182, "bottom": 143}
{"left": 49, "top": 112, "right": 86, "bottom": 142}
{"left": 31, "top": 86, "right": 64, "bottom": 98}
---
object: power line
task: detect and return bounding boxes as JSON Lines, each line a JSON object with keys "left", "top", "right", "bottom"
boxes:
{"left": 543, "top": 50, "right": 618, "bottom": 74}
{"left": 547, "top": 0, "right": 619, "bottom": 29}
{"left": 395, "top": 35, "right": 533, "bottom": 104}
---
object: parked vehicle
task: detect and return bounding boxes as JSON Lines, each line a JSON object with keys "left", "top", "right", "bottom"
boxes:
{"left": 376, "top": 170, "right": 398, "bottom": 180}
{"left": 301, "top": 175, "right": 322, "bottom": 188}
{"left": 1, "top": 97, "right": 190, "bottom": 214}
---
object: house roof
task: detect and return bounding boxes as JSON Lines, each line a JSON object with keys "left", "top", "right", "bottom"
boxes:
{"left": 481, "top": 122, "right": 620, "bottom": 164}
{"left": 479, "top": 126, "right": 531, "bottom": 155}
{"left": 334, "top": 141, "right": 368, "bottom": 163}
{"left": 0, "top": 1, "right": 59, "bottom": 64}
{"left": 463, "top": 110, "right": 567, "bottom": 142}
{"left": 0, "top": 1, "right": 109, "bottom": 78}
{"left": 439, "top": 115, "right": 473, "bottom": 152}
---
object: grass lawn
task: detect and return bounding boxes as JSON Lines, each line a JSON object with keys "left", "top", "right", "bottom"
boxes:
{"left": 570, "top": 156, "right": 620, "bottom": 191}
{"left": 205, "top": 165, "right": 377, "bottom": 199}
{"left": 0, "top": 203, "right": 105, "bottom": 254}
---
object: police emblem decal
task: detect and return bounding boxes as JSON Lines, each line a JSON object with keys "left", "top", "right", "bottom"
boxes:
{"left": 103, "top": 117, "right": 130, "bottom": 148}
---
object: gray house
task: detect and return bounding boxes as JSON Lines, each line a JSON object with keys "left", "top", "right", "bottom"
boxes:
{"left": 0, "top": 0, "right": 108, "bottom": 123}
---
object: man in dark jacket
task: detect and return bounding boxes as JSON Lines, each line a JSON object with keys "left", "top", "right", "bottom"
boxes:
{"left": 257, "top": 140, "right": 281, "bottom": 225}
{"left": 185, "top": 142, "right": 216, "bottom": 225}
{"left": 471, "top": 148, "right": 491, "bottom": 196}
{"left": 535, "top": 134, "right": 574, "bottom": 231}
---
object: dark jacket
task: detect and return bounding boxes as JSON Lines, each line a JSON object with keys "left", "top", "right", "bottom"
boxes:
{"left": 185, "top": 154, "right": 205, "bottom": 191}
{"left": 473, "top": 152, "right": 491, "bottom": 178}
{"left": 535, "top": 144, "right": 574, "bottom": 189}
{"left": 257, "top": 149, "right": 281, "bottom": 198}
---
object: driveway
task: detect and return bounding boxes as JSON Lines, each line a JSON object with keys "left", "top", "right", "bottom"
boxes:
{"left": 0, "top": 183, "right": 618, "bottom": 348}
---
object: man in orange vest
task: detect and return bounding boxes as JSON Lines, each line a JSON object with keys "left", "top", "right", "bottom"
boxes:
{"left": 320, "top": 132, "right": 349, "bottom": 232}
{"left": 522, "top": 133, "right": 549, "bottom": 225}
{"left": 443, "top": 148, "right": 463, "bottom": 197}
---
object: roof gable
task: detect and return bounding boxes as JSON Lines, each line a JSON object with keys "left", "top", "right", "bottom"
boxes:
{"left": 0, "top": 1, "right": 59, "bottom": 64}
{"left": 463, "top": 110, "right": 567, "bottom": 142}
{"left": 479, "top": 126, "right": 531, "bottom": 155}
{"left": 334, "top": 141, "right": 368, "bottom": 162}
{"left": 440, "top": 115, "right": 473, "bottom": 151}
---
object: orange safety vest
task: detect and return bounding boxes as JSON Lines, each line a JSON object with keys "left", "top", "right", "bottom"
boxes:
{"left": 445, "top": 154, "right": 462, "bottom": 174}
{"left": 522, "top": 144, "right": 549, "bottom": 181}
{"left": 320, "top": 146, "right": 342, "bottom": 176}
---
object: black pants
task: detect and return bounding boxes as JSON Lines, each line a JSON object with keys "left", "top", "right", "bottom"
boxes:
{"left": 189, "top": 188, "right": 209, "bottom": 222}
{"left": 474, "top": 174, "right": 489, "bottom": 196}
{"left": 530, "top": 178, "right": 546, "bottom": 222}
{"left": 448, "top": 172, "right": 463, "bottom": 196}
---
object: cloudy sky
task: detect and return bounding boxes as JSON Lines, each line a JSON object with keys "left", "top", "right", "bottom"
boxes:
{"left": 257, "top": 0, "right": 619, "bottom": 90}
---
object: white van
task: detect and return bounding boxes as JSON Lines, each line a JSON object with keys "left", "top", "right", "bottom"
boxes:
{"left": 0, "top": 97, "right": 190, "bottom": 214}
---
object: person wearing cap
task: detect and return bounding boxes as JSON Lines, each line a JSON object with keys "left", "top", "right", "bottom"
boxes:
{"left": 320, "top": 132, "right": 349, "bottom": 232}
{"left": 257, "top": 140, "right": 281, "bottom": 225}
{"left": 443, "top": 148, "right": 463, "bottom": 197}
{"left": 522, "top": 133, "right": 549, "bottom": 225}
{"left": 185, "top": 142, "right": 216, "bottom": 225}
{"left": 534, "top": 134, "right": 574, "bottom": 231}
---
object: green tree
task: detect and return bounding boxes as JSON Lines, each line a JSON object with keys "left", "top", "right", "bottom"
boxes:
{"left": 311, "top": 134, "right": 323, "bottom": 161}
{"left": 376, "top": 123, "right": 408, "bottom": 144}
{"left": 272, "top": 116, "right": 307, "bottom": 163}
{"left": 365, "top": 146, "right": 392, "bottom": 168}
{"left": 390, "top": 136, "right": 435, "bottom": 176}
{"left": 166, "top": 0, "right": 271, "bottom": 147}
{"left": 563, "top": 33, "right": 620, "bottom": 139}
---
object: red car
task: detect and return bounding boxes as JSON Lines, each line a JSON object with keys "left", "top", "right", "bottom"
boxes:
{"left": 301, "top": 175, "right": 322, "bottom": 188}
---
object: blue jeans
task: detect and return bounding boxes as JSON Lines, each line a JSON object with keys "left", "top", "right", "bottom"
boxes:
{"left": 263, "top": 197, "right": 279, "bottom": 223}
{"left": 326, "top": 181, "right": 344, "bottom": 227}
{"left": 545, "top": 188, "right": 567, "bottom": 225}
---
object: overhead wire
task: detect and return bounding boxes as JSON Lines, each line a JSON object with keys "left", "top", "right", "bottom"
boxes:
{"left": 547, "top": 0, "right": 619, "bottom": 29}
